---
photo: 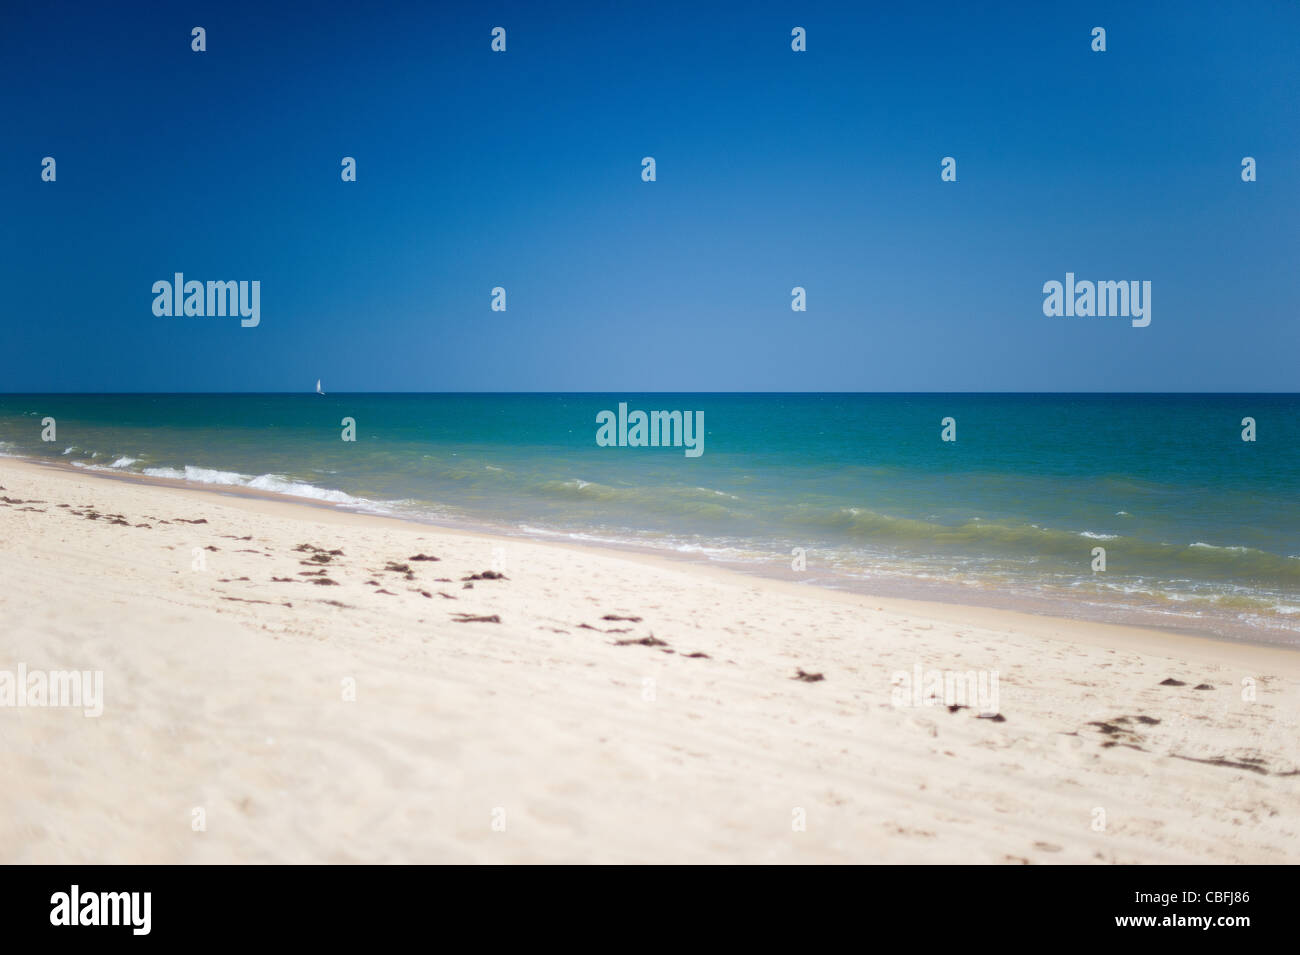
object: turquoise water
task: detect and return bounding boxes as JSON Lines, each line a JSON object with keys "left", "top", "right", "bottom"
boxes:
{"left": 3, "top": 394, "right": 1298, "bottom": 643}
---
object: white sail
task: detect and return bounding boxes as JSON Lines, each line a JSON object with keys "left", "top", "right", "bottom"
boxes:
{"left": 316, "top": 379, "right": 324, "bottom": 396}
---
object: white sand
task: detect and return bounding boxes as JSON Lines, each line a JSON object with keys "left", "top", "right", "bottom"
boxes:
{"left": 1, "top": 456, "right": 1297, "bottom": 864}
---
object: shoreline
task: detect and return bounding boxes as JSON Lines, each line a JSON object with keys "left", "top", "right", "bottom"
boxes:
{"left": 8, "top": 451, "right": 1295, "bottom": 652}
{"left": 4, "top": 451, "right": 1298, "bottom": 670}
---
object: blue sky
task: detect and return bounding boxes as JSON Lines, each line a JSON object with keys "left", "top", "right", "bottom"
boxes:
{"left": 1, "top": 0, "right": 1297, "bottom": 392}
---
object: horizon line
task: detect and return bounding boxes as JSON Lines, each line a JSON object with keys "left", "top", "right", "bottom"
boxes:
{"left": 3, "top": 391, "right": 1300, "bottom": 398}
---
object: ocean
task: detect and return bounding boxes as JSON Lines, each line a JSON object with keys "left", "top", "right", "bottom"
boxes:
{"left": 3, "top": 393, "right": 1298, "bottom": 644}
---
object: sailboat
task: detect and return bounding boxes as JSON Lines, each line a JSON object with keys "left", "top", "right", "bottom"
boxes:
{"left": 315, "top": 379, "right": 325, "bottom": 396}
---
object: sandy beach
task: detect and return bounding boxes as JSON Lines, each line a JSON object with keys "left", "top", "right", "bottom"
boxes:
{"left": 1, "top": 455, "right": 1297, "bottom": 864}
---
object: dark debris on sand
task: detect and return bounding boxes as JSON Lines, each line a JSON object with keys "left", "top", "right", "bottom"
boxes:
{"left": 295, "top": 543, "right": 343, "bottom": 556}
{"left": 1159, "top": 678, "right": 1217, "bottom": 691}
{"left": 614, "top": 635, "right": 669, "bottom": 647}
{"left": 382, "top": 561, "right": 416, "bottom": 580}
{"left": 1086, "top": 715, "right": 1157, "bottom": 750}
{"left": 1170, "top": 754, "right": 1271, "bottom": 775}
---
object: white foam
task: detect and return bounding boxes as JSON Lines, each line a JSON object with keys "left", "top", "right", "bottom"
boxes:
{"left": 246, "top": 473, "right": 359, "bottom": 504}
{"left": 138, "top": 464, "right": 369, "bottom": 508}
{"left": 695, "top": 487, "right": 740, "bottom": 500}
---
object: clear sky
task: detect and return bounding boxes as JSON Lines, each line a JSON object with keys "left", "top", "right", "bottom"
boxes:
{"left": 2, "top": 0, "right": 1297, "bottom": 392}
